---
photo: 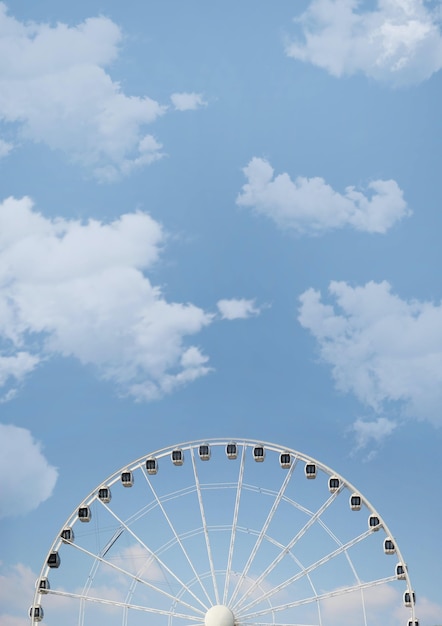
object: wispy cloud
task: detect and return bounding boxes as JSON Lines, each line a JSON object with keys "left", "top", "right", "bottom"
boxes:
{"left": 0, "top": 424, "right": 58, "bottom": 518}
{"left": 0, "top": 196, "right": 215, "bottom": 400}
{"left": 286, "top": 0, "right": 442, "bottom": 86}
{"left": 299, "top": 280, "right": 442, "bottom": 425}
{"left": 351, "top": 417, "right": 398, "bottom": 454}
{"left": 237, "top": 158, "right": 409, "bottom": 235}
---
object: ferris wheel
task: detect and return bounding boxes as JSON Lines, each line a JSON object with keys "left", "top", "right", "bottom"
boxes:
{"left": 30, "top": 438, "right": 418, "bottom": 626}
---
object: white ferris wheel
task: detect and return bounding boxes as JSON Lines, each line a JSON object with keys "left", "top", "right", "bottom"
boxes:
{"left": 30, "top": 438, "right": 418, "bottom": 626}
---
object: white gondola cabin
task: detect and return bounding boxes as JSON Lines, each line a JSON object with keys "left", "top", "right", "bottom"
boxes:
{"left": 408, "top": 620, "right": 419, "bottom": 626}
{"left": 146, "top": 458, "right": 158, "bottom": 475}
{"left": 350, "top": 494, "right": 362, "bottom": 511}
{"left": 253, "top": 445, "right": 265, "bottom": 462}
{"left": 384, "top": 537, "right": 395, "bottom": 554}
{"left": 368, "top": 514, "right": 381, "bottom": 531}
{"left": 60, "top": 527, "right": 74, "bottom": 542}
{"left": 171, "top": 448, "right": 184, "bottom": 466}
{"left": 226, "top": 442, "right": 238, "bottom": 459}
{"left": 396, "top": 563, "right": 406, "bottom": 580}
{"left": 37, "top": 577, "right": 50, "bottom": 594}
{"left": 47, "top": 551, "right": 60, "bottom": 568}
{"left": 404, "top": 591, "right": 415, "bottom": 607}
{"left": 98, "top": 487, "right": 111, "bottom": 503}
{"left": 198, "top": 444, "right": 211, "bottom": 460}
{"left": 121, "top": 470, "right": 134, "bottom": 487}
{"left": 279, "top": 452, "right": 291, "bottom": 468}
{"left": 78, "top": 506, "right": 91, "bottom": 522}
{"left": 305, "top": 463, "right": 316, "bottom": 479}
{"left": 328, "top": 476, "right": 340, "bottom": 493}
{"left": 29, "top": 606, "right": 44, "bottom": 622}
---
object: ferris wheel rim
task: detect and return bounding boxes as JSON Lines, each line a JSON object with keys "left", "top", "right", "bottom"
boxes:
{"left": 31, "top": 438, "right": 417, "bottom": 626}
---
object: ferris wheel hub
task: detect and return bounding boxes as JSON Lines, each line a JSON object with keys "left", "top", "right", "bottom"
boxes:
{"left": 204, "top": 604, "right": 235, "bottom": 626}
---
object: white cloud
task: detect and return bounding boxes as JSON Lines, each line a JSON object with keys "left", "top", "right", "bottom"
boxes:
{"left": 0, "top": 196, "right": 214, "bottom": 400}
{"left": 217, "top": 298, "right": 262, "bottom": 320}
{"left": 170, "top": 92, "right": 207, "bottom": 111}
{"left": 0, "top": 4, "right": 169, "bottom": 180}
{"left": 298, "top": 280, "right": 442, "bottom": 425}
{"left": 0, "top": 352, "right": 40, "bottom": 391}
{"left": 286, "top": 0, "right": 442, "bottom": 86}
{"left": 0, "top": 617, "right": 28, "bottom": 626}
{"left": 351, "top": 417, "right": 398, "bottom": 449}
{"left": 237, "top": 158, "right": 409, "bottom": 235}
{"left": 0, "top": 138, "right": 12, "bottom": 157}
{"left": 0, "top": 563, "right": 36, "bottom": 617}
{"left": 0, "top": 424, "right": 58, "bottom": 518}
{"left": 322, "top": 584, "right": 409, "bottom": 626}
{"left": 112, "top": 544, "right": 165, "bottom": 581}
{"left": 0, "top": 561, "right": 73, "bottom": 626}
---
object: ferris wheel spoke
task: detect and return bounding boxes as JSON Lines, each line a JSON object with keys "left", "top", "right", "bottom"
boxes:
{"left": 236, "top": 527, "right": 373, "bottom": 615}
{"left": 238, "top": 575, "right": 397, "bottom": 620}
{"left": 235, "top": 526, "right": 323, "bottom": 623}
{"left": 191, "top": 447, "right": 220, "bottom": 605}
{"left": 314, "top": 516, "right": 367, "bottom": 626}
{"left": 223, "top": 443, "right": 246, "bottom": 604}
{"left": 60, "top": 539, "right": 205, "bottom": 617}
{"left": 142, "top": 467, "right": 213, "bottom": 607}
{"left": 233, "top": 487, "right": 342, "bottom": 613}
{"left": 97, "top": 499, "right": 208, "bottom": 612}
{"left": 229, "top": 457, "right": 297, "bottom": 608}
{"left": 46, "top": 588, "right": 203, "bottom": 620}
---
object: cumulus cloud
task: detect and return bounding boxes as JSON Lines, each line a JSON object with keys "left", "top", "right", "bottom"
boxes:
{"left": 0, "top": 4, "right": 191, "bottom": 180}
{"left": 237, "top": 158, "right": 409, "bottom": 235}
{"left": 217, "top": 298, "right": 262, "bottom": 320}
{"left": 0, "top": 424, "right": 58, "bottom": 518}
{"left": 0, "top": 196, "right": 215, "bottom": 400}
{"left": 298, "top": 280, "right": 442, "bottom": 425}
{"left": 286, "top": 0, "right": 442, "bottom": 86}
{"left": 170, "top": 92, "right": 207, "bottom": 111}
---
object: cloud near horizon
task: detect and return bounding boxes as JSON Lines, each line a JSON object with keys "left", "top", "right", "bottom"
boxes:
{"left": 298, "top": 280, "right": 442, "bottom": 425}
{"left": 286, "top": 0, "right": 442, "bottom": 86}
{"left": 0, "top": 4, "right": 205, "bottom": 181}
{"left": 237, "top": 158, "right": 409, "bottom": 235}
{"left": 0, "top": 196, "right": 217, "bottom": 401}
{"left": 321, "top": 584, "right": 408, "bottom": 626}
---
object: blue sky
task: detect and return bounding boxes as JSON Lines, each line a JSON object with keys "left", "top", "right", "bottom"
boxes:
{"left": 0, "top": 0, "right": 441, "bottom": 624}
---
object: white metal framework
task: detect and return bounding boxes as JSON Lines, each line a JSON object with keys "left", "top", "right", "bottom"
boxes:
{"left": 30, "top": 439, "right": 417, "bottom": 626}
